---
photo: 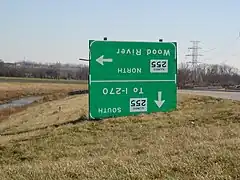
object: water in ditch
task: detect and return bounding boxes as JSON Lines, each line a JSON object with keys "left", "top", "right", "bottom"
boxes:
{"left": 0, "top": 96, "right": 42, "bottom": 110}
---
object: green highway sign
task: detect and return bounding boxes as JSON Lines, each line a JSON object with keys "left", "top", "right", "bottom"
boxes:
{"left": 88, "top": 40, "right": 177, "bottom": 119}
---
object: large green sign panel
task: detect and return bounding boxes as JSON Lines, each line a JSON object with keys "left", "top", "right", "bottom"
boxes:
{"left": 88, "top": 40, "right": 177, "bottom": 120}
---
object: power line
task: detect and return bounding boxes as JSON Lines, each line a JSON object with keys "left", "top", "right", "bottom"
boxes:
{"left": 202, "top": 32, "right": 240, "bottom": 59}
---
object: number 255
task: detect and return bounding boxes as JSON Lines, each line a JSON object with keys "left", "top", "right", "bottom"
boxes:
{"left": 151, "top": 61, "right": 166, "bottom": 68}
{"left": 131, "top": 99, "right": 146, "bottom": 107}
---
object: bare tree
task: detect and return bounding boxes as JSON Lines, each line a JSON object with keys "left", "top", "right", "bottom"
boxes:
{"left": 177, "top": 62, "right": 240, "bottom": 88}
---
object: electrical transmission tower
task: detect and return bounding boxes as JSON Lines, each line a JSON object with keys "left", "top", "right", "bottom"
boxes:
{"left": 185, "top": 40, "right": 203, "bottom": 84}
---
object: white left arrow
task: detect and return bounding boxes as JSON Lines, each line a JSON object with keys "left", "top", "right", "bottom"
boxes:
{"left": 154, "top": 91, "right": 165, "bottom": 108}
{"left": 96, "top": 55, "right": 113, "bottom": 65}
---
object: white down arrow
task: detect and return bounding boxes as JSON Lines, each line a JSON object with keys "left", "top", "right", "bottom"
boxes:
{"left": 154, "top": 91, "right": 165, "bottom": 108}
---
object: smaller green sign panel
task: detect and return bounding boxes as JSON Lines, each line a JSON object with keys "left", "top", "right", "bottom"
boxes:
{"left": 88, "top": 40, "right": 177, "bottom": 119}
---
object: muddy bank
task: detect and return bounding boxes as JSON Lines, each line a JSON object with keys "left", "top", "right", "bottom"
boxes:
{"left": 68, "top": 89, "right": 89, "bottom": 95}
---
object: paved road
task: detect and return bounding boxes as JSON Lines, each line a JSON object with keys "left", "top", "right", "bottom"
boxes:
{"left": 178, "top": 89, "right": 240, "bottom": 101}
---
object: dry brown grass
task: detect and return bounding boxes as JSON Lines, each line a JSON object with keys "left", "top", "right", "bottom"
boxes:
{"left": 0, "top": 94, "right": 240, "bottom": 179}
{"left": 0, "top": 82, "right": 87, "bottom": 104}
{"left": 0, "top": 82, "right": 88, "bottom": 120}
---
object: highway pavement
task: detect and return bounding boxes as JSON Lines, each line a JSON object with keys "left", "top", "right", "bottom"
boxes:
{"left": 178, "top": 89, "right": 240, "bottom": 101}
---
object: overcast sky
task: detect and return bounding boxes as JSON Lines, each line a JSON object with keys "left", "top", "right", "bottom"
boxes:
{"left": 0, "top": 0, "right": 240, "bottom": 68}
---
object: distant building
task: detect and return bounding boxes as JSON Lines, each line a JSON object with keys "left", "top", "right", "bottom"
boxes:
{"left": 4, "top": 62, "right": 16, "bottom": 68}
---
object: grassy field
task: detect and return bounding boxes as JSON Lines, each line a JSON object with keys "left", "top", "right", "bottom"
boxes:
{"left": 0, "top": 76, "right": 87, "bottom": 84}
{"left": 0, "top": 93, "right": 240, "bottom": 179}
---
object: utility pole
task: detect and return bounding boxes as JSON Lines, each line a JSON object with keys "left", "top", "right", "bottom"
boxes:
{"left": 186, "top": 40, "right": 203, "bottom": 84}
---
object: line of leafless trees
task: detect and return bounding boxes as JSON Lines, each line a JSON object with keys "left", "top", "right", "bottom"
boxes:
{"left": 1, "top": 60, "right": 240, "bottom": 86}
{"left": 178, "top": 62, "right": 240, "bottom": 88}
{"left": 0, "top": 60, "right": 88, "bottom": 80}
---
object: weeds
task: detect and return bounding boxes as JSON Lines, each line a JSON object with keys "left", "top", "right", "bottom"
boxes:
{"left": 0, "top": 94, "right": 239, "bottom": 179}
